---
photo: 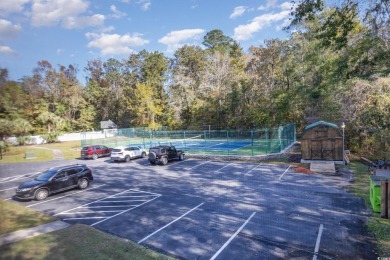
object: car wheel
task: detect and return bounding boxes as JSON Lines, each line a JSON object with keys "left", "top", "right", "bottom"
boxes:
{"left": 125, "top": 155, "right": 131, "bottom": 162}
{"left": 92, "top": 153, "right": 98, "bottom": 160}
{"left": 78, "top": 178, "right": 89, "bottom": 189}
{"left": 179, "top": 154, "right": 184, "bottom": 161}
{"left": 141, "top": 152, "right": 146, "bottom": 158}
{"left": 161, "top": 157, "right": 168, "bottom": 165}
{"left": 35, "top": 189, "right": 49, "bottom": 201}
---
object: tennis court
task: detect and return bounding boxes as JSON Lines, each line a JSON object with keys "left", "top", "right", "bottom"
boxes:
{"left": 82, "top": 124, "right": 296, "bottom": 156}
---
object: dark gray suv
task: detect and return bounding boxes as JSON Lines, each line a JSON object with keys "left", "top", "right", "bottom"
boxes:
{"left": 15, "top": 164, "right": 93, "bottom": 201}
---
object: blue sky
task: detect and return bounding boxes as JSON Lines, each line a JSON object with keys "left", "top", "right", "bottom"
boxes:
{"left": 0, "top": 0, "right": 293, "bottom": 84}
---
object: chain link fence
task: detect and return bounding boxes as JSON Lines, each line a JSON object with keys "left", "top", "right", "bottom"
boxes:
{"left": 81, "top": 123, "right": 296, "bottom": 156}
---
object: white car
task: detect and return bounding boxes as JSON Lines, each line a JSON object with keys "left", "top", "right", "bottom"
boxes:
{"left": 110, "top": 146, "right": 147, "bottom": 162}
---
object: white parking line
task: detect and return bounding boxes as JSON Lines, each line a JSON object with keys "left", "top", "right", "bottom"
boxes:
{"left": 0, "top": 172, "right": 40, "bottom": 183}
{"left": 278, "top": 165, "right": 292, "bottom": 180}
{"left": 138, "top": 202, "right": 204, "bottom": 244}
{"left": 91, "top": 196, "right": 160, "bottom": 226}
{"left": 26, "top": 184, "right": 106, "bottom": 207}
{"left": 312, "top": 224, "right": 324, "bottom": 260}
{"left": 0, "top": 186, "right": 18, "bottom": 192}
{"left": 214, "top": 163, "right": 234, "bottom": 173}
{"left": 244, "top": 164, "right": 262, "bottom": 176}
{"left": 210, "top": 212, "right": 256, "bottom": 260}
{"left": 53, "top": 189, "right": 161, "bottom": 226}
{"left": 187, "top": 161, "right": 211, "bottom": 170}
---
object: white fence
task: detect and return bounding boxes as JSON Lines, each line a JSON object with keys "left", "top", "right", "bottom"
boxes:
{"left": 6, "top": 130, "right": 117, "bottom": 145}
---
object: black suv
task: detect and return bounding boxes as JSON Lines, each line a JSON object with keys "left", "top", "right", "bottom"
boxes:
{"left": 15, "top": 164, "right": 93, "bottom": 201}
{"left": 148, "top": 145, "right": 185, "bottom": 165}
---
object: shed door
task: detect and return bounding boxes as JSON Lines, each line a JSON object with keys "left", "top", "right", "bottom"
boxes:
{"left": 310, "top": 140, "right": 334, "bottom": 160}
{"left": 310, "top": 140, "right": 322, "bottom": 160}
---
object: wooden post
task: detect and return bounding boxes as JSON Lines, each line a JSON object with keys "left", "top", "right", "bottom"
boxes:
{"left": 381, "top": 180, "right": 390, "bottom": 219}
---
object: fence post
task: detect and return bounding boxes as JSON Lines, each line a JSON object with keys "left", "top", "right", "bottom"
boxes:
{"left": 381, "top": 180, "right": 390, "bottom": 219}
{"left": 251, "top": 130, "right": 254, "bottom": 156}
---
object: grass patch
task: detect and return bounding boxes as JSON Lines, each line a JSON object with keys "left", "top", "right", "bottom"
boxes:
{"left": 347, "top": 155, "right": 390, "bottom": 257}
{"left": 0, "top": 200, "right": 174, "bottom": 260}
{"left": 0, "top": 200, "right": 56, "bottom": 235}
{"left": 0, "top": 141, "right": 82, "bottom": 163}
{"left": 0, "top": 224, "right": 175, "bottom": 260}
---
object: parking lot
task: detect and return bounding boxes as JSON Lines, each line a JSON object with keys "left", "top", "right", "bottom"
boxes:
{"left": 0, "top": 157, "right": 377, "bottom": 259}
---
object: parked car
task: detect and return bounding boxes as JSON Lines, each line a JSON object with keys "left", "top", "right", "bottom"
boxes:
{"left": 81, "top": 145, "right": 112, "bottom": 160}
{"left": 148, "top": 145, "right": 184, "bottom": 165}
{"left": 110, "top": 146, "right": 147, "bottom": 162}
{"left": 15, "top": 164, "right": 93, "bottom": 201}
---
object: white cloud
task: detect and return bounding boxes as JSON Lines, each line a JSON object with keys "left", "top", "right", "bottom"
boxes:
{"left": 230, "top": 6, "right": 247, "bottom": 19}
{"left": 279, "top": 2, "right": 293, "bottom": 11}
{"left": 0, "top": 0, "right": 30, "bottom": 14}
{"left": 158, "top": 29, "right": 205, "bottom": 53}
{"left": 0, "top": 19, "right": 22, "bottom": 39}
{"left": 86, "top": 32, "right": 149, "bottom": 55}
{"left": 62, "top": 14, "right": 105, "bottom": 29}
{"left": 31, "top": 0, "right": 105, "bottom": 29}
{"left": 258, "top": 0, "right": 277, "bottom": 10}
{"left": 110, "top": 5, "right": 127, "bottom": 19}
{"left": 233, "top": 10, "right": 290, "bottom": 41}
{"left": 0, "top": 45, "right": 17, "bottom": 56}
{"left": 138, "top": 0, "right": 151, "bottom": 11}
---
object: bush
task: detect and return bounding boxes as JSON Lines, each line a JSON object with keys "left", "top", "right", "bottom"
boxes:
{"left": 42, "top": 132, "right": 60, "bottom": 143}
{"left": 0, "top": 141, "right": 9, "bottom": 159}
{"left": 17, "top": 136, "right": 31, "bottom": 145}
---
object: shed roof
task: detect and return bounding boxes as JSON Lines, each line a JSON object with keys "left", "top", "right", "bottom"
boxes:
{"left": 100, "top": 120, "right": 117, "bottom": 129}
{"left": 303, "top": 121, "right": 339, "bottom": 131}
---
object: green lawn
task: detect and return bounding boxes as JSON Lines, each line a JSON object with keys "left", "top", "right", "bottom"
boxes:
{"left": 0, "top": 141, "right": 82, "bottom": 163}
{"left": 0, "top": 200, "right": 174, "bottom": 260}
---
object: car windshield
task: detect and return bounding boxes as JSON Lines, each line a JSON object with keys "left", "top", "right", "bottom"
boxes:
{"left": 112, "top": 148, "right": 123, "bottom": 152}
{"left": 35, "top": 169, "right": 58, "bottom": 181}
{"left": 81, "top": 147, "right": 90, "bottom": 151}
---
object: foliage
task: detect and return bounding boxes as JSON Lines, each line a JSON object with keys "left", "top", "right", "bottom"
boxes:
{"left": 42, "top": 131, "right": 60, "bottom": 143}
{"left": 1, "top": 3, "right": 390, "bottom": 158}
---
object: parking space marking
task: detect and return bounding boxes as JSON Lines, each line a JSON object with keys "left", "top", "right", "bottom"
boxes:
{"left": 26, "top": 184, "right": 106, "bottom": 208}
{"left": 0, "top": 172, "right": 40, "bottom": 183}
{"left": 186, "top": 161, "right": 211, "bottom": 170}
{"left": 278, "top": 165, "right": 292, "bottom": 180}
{"left": 214, "top": 163, "right": 234, "bottom": 173}
{"left": 0, "top": 186, "right": 18, "bottom": 192}
{"left": 313, "top": 224, "right": 324, "bottom": 260}
{"left": 138, "top": 202, "right": 204, "bottom": 244}
{"left": 244, "top": 163, "right": 263, "bottom": 176}
{"left": 53, "top": 189, "right": 161, "bottom": 227}
{"left": 210, "top": 212, "right": 256, "bottom": 260}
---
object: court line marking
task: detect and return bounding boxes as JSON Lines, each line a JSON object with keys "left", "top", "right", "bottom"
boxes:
{"left": 138, "top": 202, "right": 204, "bottom": 244}
{"left": 312, "top": 224, "right": 324, "bottom": 260}
{"left": 278, "top": 165, "right": 292, "bottom": 180}
{"left": 244, "top": 163, "right": 263, "bottom": 176}
{"left": 210, "top": 212, "right": 256, "bottom": 260}
{"left": 26, "top": 184, "right": 106, "bottom": 207}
